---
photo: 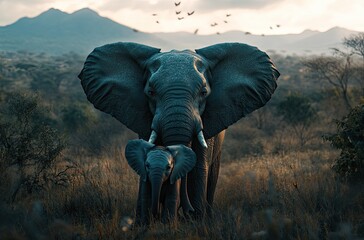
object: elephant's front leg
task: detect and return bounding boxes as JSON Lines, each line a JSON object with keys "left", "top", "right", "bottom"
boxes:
{"left": 206, "top": 131, "right": 225, "bottom": 217}
{"left": 188, "top": 139, "right": 211, "bottom": 219}
{"left": 180, "top": 176, "right": 194, "bottom": 216}
{"left": 161, "top": 181, "right": 180, "bottom": 224}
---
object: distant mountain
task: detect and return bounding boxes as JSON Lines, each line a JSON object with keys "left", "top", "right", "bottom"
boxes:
{"left": 156, "top": 27, "right": 359, "bottom": 55}
{"left": 0, "top": 8, "right": 360, "bottom": 55}
{"left": 0, "top": 8, "right": 171, "bottom": 55}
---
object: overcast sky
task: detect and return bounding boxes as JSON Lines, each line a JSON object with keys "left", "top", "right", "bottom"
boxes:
{"left": 0, "top": 0, "right": 363, "bottom": 35}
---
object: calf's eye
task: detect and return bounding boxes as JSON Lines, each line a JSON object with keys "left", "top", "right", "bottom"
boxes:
{"left": 148, "top": 90, "right": 155, "bottom": 96}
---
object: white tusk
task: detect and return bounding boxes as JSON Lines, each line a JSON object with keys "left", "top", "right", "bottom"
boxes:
{"left": 197, "top": 131, "right": 208, "bottom": 148}
{"left": 148, "top": 130, "right": 157, "bottom": 143}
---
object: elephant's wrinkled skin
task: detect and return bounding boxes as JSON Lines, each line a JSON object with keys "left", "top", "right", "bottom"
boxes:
{"left": 125, "top": 139, "right": 196, "bottom": 224}
{"left": 79, "top": 42, "right": 279, "bottom": 219}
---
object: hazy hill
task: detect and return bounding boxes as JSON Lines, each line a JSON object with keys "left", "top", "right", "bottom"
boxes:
{"left": 156, "top": 27, "right": 358, "bottom": 54}
{"left": 0, "top": 8, "right": 360, "bottom": 55}
{"left": 0, "top": 8, "right": 170, "bottom": 55}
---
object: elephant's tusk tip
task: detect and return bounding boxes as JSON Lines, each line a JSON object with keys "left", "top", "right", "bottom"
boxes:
{"left": 148, "top": 130, "right": 157, "bottom": 143}
{"left": 197, "top": 131, "right": 208, "bottom": 148}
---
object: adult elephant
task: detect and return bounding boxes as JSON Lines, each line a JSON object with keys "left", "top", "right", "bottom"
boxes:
{"left": 79, "top": 42, "right": 279, "bottom": 219}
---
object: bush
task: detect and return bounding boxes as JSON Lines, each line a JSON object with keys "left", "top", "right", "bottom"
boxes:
{"left": 324, "top": 105, "right": 364, "bottom": 180}
{"left": 0, "top": 91, "right": 68, "bottom": 201}
{"left": 277, "top": 94, "right": 317, "bottom": 127}
{"left": 276, "top": 94, "right": 318, "bottom": 147}
{"left": 61, "top": 102, "right": 97, "bottom": 133}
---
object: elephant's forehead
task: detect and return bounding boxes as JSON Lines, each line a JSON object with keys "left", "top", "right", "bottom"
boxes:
{"left": 147, "top": 149, "right": 172, "bottom": 161}
{"left": 148, "top": 51, "right": 207, "bottom": 87}
{"left": 151, "top": 51, "right": 203, "bottom": 68}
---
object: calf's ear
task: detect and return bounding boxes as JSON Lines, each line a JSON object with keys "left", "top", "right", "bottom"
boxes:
{"left": 125, "top": 139, "right": 155, "bottom": 182}
{"left": 167, "top": 145, "right": 196, "bottom": 184}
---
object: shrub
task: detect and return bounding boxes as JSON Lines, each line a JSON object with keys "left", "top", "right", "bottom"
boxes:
{"left": 324, "top": 105, "right": 364, "bottom": 180}
{"left": 61, "top": 102, "right": 97, "bottom": 133}
{"left": 0, "top": 91, "right": 68, "bottom": 201}
{"left": 276, "top": 94, "right": 318, "bottom": 147}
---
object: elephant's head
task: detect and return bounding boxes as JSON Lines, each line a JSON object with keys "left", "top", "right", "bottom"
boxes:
{"left": 79, "top": 42, "right": 279, "bottom": 146}
{"left": 125, "top": 139, "right": 196, "bottom": 217}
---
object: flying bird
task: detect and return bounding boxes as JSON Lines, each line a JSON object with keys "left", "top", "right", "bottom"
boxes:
{"left": 226, "top": 14, "right": 231, "bottom": 17}
{"left": 187, "top": 11, "right": 195, "bottom": 16}
{"left": 176, "top": 11, "right": 181, "bottom": 14}
{"left": 194, "top": 29, "right": 199, "bottom": 35}
{"left": 175, "top": 2, "right": 181, "bottom": 6}
{"left": 269, "top": 26, "right": 273, "bottom": 30}
{"left": 152, "top": 13, "right": 157, "bottom": 16}
{"left": 178, "top": 17, "right": 184, "bottom": 20}
{"left": 224, "top": 20, "right": 228, "bottom": 23}
{"left": 216, "top": 32, "right": 220, "bottom": 35}
{"left": 210, "top": 22, "right": 218, "bottom": 27}
{"left": 156, "top": 21, "right": 159, "bottom": 24}
{"left": 276, "top": 24, "right": 281, "bottom": 28}
{"left": 245, "top": 32, "right": 251, "bottom": 35}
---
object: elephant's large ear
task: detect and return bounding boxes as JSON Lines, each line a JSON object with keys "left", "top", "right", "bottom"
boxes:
{"left": 196, "top": 43, "right": 279, "bottom": 139}
{"left": 79, "top": 42, "right": 161, "bottom": 139}
{"left": 166, "top": 145, "right": 196, "bottom": 184}
{"left": 125, "top": 139, "right": 155, "bottom": 182}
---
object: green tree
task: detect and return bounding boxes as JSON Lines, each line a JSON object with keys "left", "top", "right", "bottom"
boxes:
{"left": 0, "top": 92, "right": 68, "bottom": 201}
{"left": 61, "top": 103, "right": 96, "bottom": 133}
{"left": 276, "top": 94, "right": 318, "bottom": 147}
{"left": 324, "top": 105, "right": 364, "bottom": 180}
{"left": 304, "top": 54, "right": 355, "bottom": 110}
{"left": 344, "top": 33, "right": 364, "bottom": 60}
{"left": 344, "top": 33, "right": 364, "bottom": 98}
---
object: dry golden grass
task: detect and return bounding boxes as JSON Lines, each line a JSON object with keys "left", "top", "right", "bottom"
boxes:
{"left": 215, "top": 150, "right": 346, "bottom": 239}
{"left": 2, "top": 145, "right": 363, "bottom": 239}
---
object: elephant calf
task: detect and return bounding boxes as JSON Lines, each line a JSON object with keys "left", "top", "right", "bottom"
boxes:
{"left": 125, "top": 139, "right": 196, "bottom": 225}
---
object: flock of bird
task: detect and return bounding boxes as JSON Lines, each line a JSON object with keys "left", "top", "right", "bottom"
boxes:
{"left": 143, "top": 1, "right": 282, "bottom": 36}
{"left": 151, "top": 2, "right": 195, "bottom": 24}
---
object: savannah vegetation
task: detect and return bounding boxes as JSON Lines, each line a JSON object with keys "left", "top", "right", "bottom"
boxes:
{"left": 0, "top": 34, "right": 363, "bottom": 239}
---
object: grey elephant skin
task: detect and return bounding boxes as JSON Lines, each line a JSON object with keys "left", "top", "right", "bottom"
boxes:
{"left": 125, "top": 139, "right": 196, "bottom": 224}
{"left": 79, "top": 42, "right": 280, "bottom": 219}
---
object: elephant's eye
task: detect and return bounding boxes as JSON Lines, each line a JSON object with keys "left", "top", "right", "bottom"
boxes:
{"left": 201, "top": 88, "right": 208, "bottom": 97}
{"left": 145, "top": 163, "right": 150, "bottom": 169}
{"left": 148, "top": 89, "right": 155, "bottom": 97}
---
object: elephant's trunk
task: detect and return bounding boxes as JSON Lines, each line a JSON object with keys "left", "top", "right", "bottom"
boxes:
{"left": 140, "top": 180, "right": 151, "bottom": 225}
{"left": 159, "top": 104, "right": 198, "bottom": 146}
{"left": 150, "top": 171, "right": 163, "bottom": 218}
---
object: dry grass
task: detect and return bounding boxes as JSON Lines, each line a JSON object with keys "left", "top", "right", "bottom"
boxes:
{"left": 1, "top": 146, "right": 363, "bottom": 239}
{"left": 216, "top": 150, "right": 356, "bottom": 239}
